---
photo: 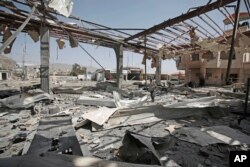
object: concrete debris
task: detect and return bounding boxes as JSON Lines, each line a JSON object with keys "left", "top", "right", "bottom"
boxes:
{"left": 96, "top": 81, "right": 117, "bottom": 90}
{"left": 51, "top": 86, "right": 86, "bottom": 94}
{"left": 83, "top": 107, "right": 117, "bottom": 126}
{"left": 48, "top": 0, "right": 73, "bottom": 17}
{"left": 113, "top": 91, "right": 148, "bottom": 109}
{"left": 2, "top": 25, "right": 16, "bottom": 54}
{"left": 99, "top": 104, "right": 225, "bottom": 130}
{"left": 52, "top": 106, "right": 81, "bottom": 116}
{"left": 73, "top": 118, "right": 89, "bottom": 129}
{"left": 27, "top": 29, "right": 39, "bottom": 43}
{"left": 106, "top": 85, "right": 131, "bottom": 98}
{"left": 48, "top": 105, "right": 60, "bottom": 115}
{"left": 56, "top": 38, "right": 65, "bottom": 49}
{"left": 1, "top": 79, "right": 250, "bottom": 167}
{"left": 77, "top": 95, "right": 116, "bottom": 108}
{"left": 0, "top": 89, "right": 20, "bottom": 99}
{"left": 0, "top": 89, "right": 53, "bottom": 109}
{"left": 174, "top": 126, "right": 250, "bottom": 146}
{"left": 0, "top": 112, "right": 8, "bottom": 117}
{"left": 69, "top": 32, "right": 78, "bottom": 48}
{"left": 165, "top": 124, "right": 183, "bottom": 134}
{"left": 164, "top": 96, "right": 216, "bottom": 108}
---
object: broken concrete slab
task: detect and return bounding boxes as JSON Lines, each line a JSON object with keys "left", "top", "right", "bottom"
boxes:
{"left": 0, "top": 89, "right": 20, "bottom": 99}
{"left": 217, "top": 91, "right": 246, "bottom": 99}
{"left": 174, "top": 126, "right": 250, "bottom": 146}
{"left": 51, "top": 86, "right": 87, "bottom": 94}
{"left": 76, "top": 95, "right": 116, "bottom": 108}
{"left": 106, "top": 85, "right": 131, "bottom": 98}
{"left": 96, "top": 81, "right": 116, "bottom": 88}
{"left": 113, "top": 91, "right": 148, "bottom": 109}
{"left": 165, "top": 124, "right": 183, "bottom": 134}
{"left": 83, "top": 107, "right": 117, "bottom": 126}
{"left": 48, "top": 105, "right": 60, "bottom": 115}
{"left": 0, "top": 112, "right": 8, "bottom": 117}
{"left": 51, "top": 107, "right": 81, "bottom": 116}
{"left": 99, "top": 105, "right": 225, "bottom": 130}
{"left": 73, "top": 118, "right": 89, "bottom": 129}
{"left": 164, "top": 96, "right": 216, "bottom": 108}
{"left": 21, "top": 131, "right": 36, "bottom": 155}
{"left": 0, "top": 89, "right": 53, "bottom": 109}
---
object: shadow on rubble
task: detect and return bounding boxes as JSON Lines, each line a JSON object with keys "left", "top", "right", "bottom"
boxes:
{"left": 26, "top": 134, "right": 83, "bottom": 156}
{"left": 0, "top": 152, "right": 162, "bottom": 167}
{"left": 88, "top": 114, "right": 244, "bottom": 167}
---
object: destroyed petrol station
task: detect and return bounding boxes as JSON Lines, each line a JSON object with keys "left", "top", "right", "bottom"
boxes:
{"left": 0, "top": 0, "right": 250, "bottom": 166}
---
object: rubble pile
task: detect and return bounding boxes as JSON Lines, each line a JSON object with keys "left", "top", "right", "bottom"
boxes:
{"left": 0, "top": 79, "right": 249, "bottom": 167}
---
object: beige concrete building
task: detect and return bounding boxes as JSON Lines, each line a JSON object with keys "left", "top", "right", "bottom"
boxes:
{"left": 177, "top": 50, "right": 250, "bottom": 86}
{"left": 175, "top": 23, "right": 250, "bottom": 86}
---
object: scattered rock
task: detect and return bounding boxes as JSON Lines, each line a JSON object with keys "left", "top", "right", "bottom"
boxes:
{"left": 9, "top": 118, "right": 19, "bottom": 123}
{"left": 19, "top": 125, "right": 27, "bottom": 131}
{"left": 12, "top": 132, "right": 27, "bottom": 143}
{"left": 204, "top": 159, "right": 211, "bottom": 166}
{"left": 48, "top": 105, "right": 60, "bottom": 115}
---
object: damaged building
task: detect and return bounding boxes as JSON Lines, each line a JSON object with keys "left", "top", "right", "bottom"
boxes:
{"left": 0, "top": 55, "right": 16, "bottom": 80}
{"left": 0, "top": 0, "right": 250, "bottom": 167}
{"left": 176, "top": 30, "right": 250, "bottom": 86}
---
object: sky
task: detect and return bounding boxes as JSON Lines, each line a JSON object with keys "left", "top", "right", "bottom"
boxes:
{"left": 3, "top": 0, "right": 247, "bottom": 74}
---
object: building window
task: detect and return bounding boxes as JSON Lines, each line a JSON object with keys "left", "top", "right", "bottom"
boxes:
{"left": 206, "top": 73, "right": 212, "bottom": 79}
{"left": 243, "top": 53, "right": 250, "bottom": 62}
{"left": 192, "top": 53, "right": 199, "bottom": 61}
{"left": 220, "top": 49, "right": 236, "bottom": 60}
{"left": 179, "top": 56, "right": 182, "bottom": 63}
{"left": 202, "top": 51, "right": 214, "bottom": 60}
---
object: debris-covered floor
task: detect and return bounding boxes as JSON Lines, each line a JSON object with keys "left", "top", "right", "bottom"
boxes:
{"left": 0, "top": 80, "right": 250, "bottom": 167}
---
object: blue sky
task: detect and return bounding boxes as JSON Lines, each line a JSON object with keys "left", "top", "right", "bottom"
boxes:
{"left": 5, "top": 0, "right": 245, "bottom": 74}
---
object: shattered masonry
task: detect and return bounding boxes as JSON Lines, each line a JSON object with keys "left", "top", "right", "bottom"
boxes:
{"left": 0, "top": 0, "right": 250, "bottom": 167}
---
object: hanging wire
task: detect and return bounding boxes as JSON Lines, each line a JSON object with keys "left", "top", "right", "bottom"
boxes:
{"left": 40, "top": 11, "right": 107, "bottom": 71}
{"left": 78, "top": 44, "right": 105, "bottom": 70}
{"left": 204, "top": 13, "right": 228, "bottom": 37}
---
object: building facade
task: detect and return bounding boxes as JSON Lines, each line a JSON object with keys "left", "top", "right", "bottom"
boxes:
{"left": 177, "top": 50, "right": 250, "bottom": 86}
{"left": 0, "top": 70, "right": 9, "bottom": 80}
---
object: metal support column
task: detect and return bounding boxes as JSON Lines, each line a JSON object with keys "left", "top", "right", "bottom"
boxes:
{"left": 243, "top": 78, "right": 250, "bottom": 118}
{"left": 144, "top": 36, "right": 147, "bottom": 86}
{"left": 225, "top": 0, "right": 241, "bottom": 84}
{"left": 40, "top": 26, "right": 50, "bottom": 93}
{"left": 155, "top": 55, "right": 161, "bottom": 85}
{"left": 115, "top": 44, "right": 123, "bottom": 88}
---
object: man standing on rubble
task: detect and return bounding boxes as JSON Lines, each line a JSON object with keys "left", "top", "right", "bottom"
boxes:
{"left": 148, "top": 78, "right": 156, "bottom": 102}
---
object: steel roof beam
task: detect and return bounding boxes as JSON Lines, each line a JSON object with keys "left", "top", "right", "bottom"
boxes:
{"left": 124, "top": 0, "right": 237, "bottom": 42}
